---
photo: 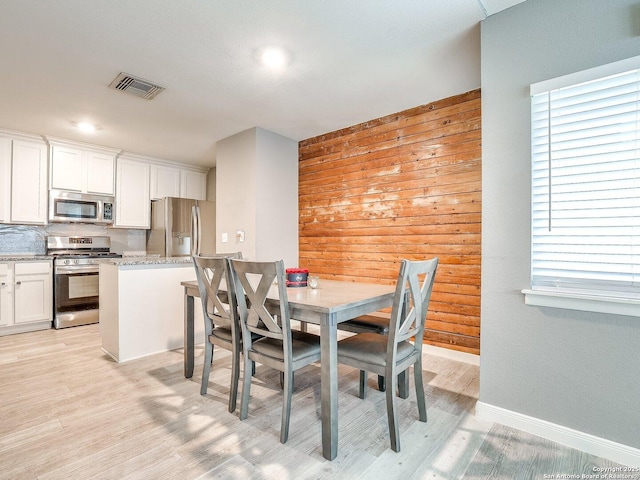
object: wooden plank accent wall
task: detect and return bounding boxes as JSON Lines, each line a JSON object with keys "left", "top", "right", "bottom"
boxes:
{"left": 298, "top": 89, "right": 481, "bottom": 355}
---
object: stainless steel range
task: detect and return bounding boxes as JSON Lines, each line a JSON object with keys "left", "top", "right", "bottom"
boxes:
{"left": 47, "top": 236, "right": 122, "bottom": 329}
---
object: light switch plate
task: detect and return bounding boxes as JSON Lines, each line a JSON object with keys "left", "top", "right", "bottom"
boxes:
{"left": 221, "top": 232, "right": 228, "bottom": 243}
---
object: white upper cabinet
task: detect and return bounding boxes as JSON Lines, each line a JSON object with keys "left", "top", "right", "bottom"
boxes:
{"left": 50, "top": 145, "right": 83, "bottom": 190}
{"left": 0, "top": 131, "right": 48, "bottom": 225}
{"left": 150, "top": 164, "right": 207, "bottom": 200}
{"left": 2, "top": 129, "right": 208, "bottom": 228}
{"left": 115, "top": 156, "right": 150, "bottom": 228}
{"left": 0, "top": 137, "right": 11, "bottom": 223}
{"left": 49, "top": 140, "right": 118, "bottom": 195}
{"left": 116, "top": 153, "right": 207, "bottom": 227}
{"left": 180, "top": 170, "right": 207, "bottom": 200}
{"left": 150, "top": 164, "right": 181, "bottom": 199}
{"left": 86, "top": 151, "right": 116, "bottom": 194}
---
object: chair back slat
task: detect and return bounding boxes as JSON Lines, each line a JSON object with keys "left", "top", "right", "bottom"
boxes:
{"left": 231, "top": 259, "right": 290, "bottom": 343}
{"left": 387, "top": 258, "right": 439, "bottom": 352}
{"left": 193, "top": 253, "right": 242, "bottom": 334}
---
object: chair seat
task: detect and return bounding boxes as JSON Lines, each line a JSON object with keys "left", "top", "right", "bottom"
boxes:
{"left": 211, "top": 327, "right": 262, "bottom": 343}
{"left": 209, "top": 326, "right": 233, "bottom": 342}
{"left": 338, "top": 332, "right": 415, "bottom": 368}
{"left": 251, "top": 331, "right": 321, "bottom": 363}
{"left": 338, "top": 314, "right": 390, "bottom": 334}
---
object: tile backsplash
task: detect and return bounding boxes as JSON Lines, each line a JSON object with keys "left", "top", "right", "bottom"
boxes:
{"left": 0, "top": 224, "right": 146, "bottom": 255}
{"left": 0, "top": 225, "right": 46, "bottom": 254}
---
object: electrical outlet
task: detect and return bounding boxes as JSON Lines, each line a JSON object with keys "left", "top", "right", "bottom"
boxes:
{"left": 236, "top": 230, "right": 245, "bottom": 243}
{"left": 221, "top": 232, "right": 228, "bottom": 243}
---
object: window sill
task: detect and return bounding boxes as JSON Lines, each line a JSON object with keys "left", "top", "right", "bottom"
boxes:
{"left": 522, "top": 289, "right": 640, "bottom": 318}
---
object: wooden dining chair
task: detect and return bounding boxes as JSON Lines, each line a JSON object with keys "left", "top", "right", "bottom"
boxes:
{"left": 337, "top": 257, "right": 438, "bottom": 452}
{"left": 337, "top": 313, "right": 390, "bottom": 391}
{"left": 193, "top": 253, "right": 243, "bottom": 413}
{"left": 230, "top": 258, "right": 321, "bottom": 444}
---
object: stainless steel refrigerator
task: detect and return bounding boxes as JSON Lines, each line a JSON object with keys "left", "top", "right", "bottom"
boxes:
{"left": 146, "top": 197, "right": 216, "bottom": 257}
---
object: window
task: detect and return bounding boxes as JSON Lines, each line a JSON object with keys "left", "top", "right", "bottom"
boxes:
{"left": 524, "top": 56, "right": 640, "bottom": 316}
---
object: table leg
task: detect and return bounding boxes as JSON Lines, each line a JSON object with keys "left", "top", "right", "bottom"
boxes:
{"left": 321, "top": 312, "right": 338, "bottom": 460}
{"left": 184, "top": 290, "right": 195, "bottom": 378}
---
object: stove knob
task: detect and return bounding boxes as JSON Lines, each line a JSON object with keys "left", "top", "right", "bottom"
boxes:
{"left": 64, "top": 259, "right": 71, "bottom": 265}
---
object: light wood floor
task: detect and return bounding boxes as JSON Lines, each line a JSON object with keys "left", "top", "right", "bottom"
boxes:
{"left": 0, "top": 324, "right": 624, "bottom": 480}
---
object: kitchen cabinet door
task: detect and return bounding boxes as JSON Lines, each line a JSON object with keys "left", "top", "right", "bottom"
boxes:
{"left": 0, "top": 138, "right": 11, "bottom": 223}
{"left": 0, "top": 263, "right": 11, "bottom": 327}
{"left": 11, "top": 139, "right": 48, "bottom": 224}
{"left": 150, "top": 164, "right": 180, "bottom": 199}
{"left": 86, "top": 151, "right": 115, "bottom": 195}
{"left": 51, "top": 145, "right": 84, "bottom": 191}
{"left": 13, "top": 262, "right": 52, "bottom": 324}
{"left": 115, "top": 157, "right": 150, "bottom": 228}
{"left": 181, "top": 170, "right": 207, "bottom": 200}
{"left": 51, "top": 145, "right": 115, "bottom": 195}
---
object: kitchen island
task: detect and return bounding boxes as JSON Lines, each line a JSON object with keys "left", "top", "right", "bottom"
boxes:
{"left": 99, "top": 256, "right": 204, "bottom": 363}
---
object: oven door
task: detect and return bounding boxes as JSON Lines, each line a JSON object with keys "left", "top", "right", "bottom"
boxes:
{"left": 53, "top": 265, "right": 100, "bottom": 328}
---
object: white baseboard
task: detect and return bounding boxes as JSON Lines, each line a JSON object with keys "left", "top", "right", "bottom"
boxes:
{"left": 423, "top": 344, "right": 480, "bottom": 366}
{"left": 476, "top": 401, "right": 640, "bottom": 468}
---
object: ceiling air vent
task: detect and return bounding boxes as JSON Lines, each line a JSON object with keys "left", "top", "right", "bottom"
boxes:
{"left": 109, "top": 73, "right": 165, "bottom": 100}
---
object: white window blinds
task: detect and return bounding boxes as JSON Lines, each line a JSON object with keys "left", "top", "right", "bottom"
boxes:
{"left": 530, "top": 66, "right": 640, "bottom": 300}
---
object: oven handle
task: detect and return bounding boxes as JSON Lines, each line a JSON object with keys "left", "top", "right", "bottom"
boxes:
{"left": 55, "top": 265, "right": 100, "bottom": 275}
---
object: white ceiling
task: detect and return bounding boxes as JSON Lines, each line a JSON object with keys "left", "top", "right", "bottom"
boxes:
{"left": 0, "top": 0, "right": 525, "bottom": 168}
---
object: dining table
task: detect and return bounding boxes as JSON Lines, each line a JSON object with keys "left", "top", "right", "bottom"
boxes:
{"left": 180, "top": 278, "right": 398, "bottom": 460}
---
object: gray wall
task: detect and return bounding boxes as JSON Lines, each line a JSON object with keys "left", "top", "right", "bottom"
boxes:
{"left": 480, "top": 0, "right": 640, "bottom": 449}
{"left": 254, "top": 127, "right": 299, "bottom": 266}
{"left": 216, "top": 127, "right": 298, "bottom": 267}
{"left": 216, "top": 128, "right": 258, "bottom": 258}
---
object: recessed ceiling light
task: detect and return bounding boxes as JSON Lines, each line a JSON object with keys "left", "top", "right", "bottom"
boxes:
{"left": 260, "top": 47, "right": 288, "bottom": 69}
{"left": 77, "top": 122, "right": 96, "bottom": 133}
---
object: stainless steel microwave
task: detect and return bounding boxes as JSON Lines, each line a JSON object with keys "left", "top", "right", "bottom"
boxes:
{"left": 48, "top": 190, "right": 114, "bottom": 224}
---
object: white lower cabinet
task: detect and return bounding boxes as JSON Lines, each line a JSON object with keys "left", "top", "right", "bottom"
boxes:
{"left": 0, "top": 263, "right": 11, "bottom": 327}
{"left": 0, "top": 261, "right": 52, "bottom": 335}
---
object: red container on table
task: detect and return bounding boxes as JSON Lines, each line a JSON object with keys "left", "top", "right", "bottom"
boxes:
{"left": 286, "top": 268, "right": 309, "bottom": 287}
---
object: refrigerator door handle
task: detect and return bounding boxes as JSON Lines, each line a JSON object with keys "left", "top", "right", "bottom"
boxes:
{"left": 191, "top": 205, "right": 200, "bottom": 256}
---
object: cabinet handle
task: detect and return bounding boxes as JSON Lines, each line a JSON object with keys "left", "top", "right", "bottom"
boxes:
{"left": 15, "top": 281, "right": 21, "bottom": 285}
